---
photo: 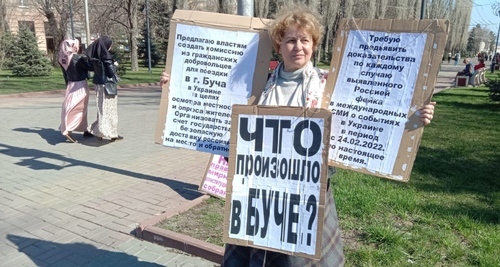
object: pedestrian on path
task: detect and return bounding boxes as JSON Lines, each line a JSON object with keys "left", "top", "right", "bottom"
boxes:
{"left": 491, "top": 53, "right": 500, "bottom": 74}
{"left": 85, "top": 36, "right": 123, "bottom": 142}
{"left": 454, "top": 52, "right": 460, "bottom": 66}
{"left": 447, "top": 52, "right": 451, "bottom": 63}
{"left": 58, "top": 38, "right": 94, "bottom": 143}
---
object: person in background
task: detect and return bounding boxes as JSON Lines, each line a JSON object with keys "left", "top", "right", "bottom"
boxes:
{"left": 454, "top": 52, "right": 460, "bottom": 66}
{"left": 58, "top": 38, "right": 94, "bottom": 143}
{"left": 474, "top": 58, "right": 485, "bottom": 71}
{"left": 85, "top": 36, "right": 123, "bottom": 141}
{"left": 161, "top": 4, "right": 436, "bottom": 266}
{"left": 457, "top": 58, "right": 474, "bottom": 77}
{"left": 447, "top": 52, "right": 452, "bottom": 63}
{"left": 496, "top": 53, "right": 500, "bottom": 73}
{"left": 491, "top": 53, "right": 497, "bottom": 73}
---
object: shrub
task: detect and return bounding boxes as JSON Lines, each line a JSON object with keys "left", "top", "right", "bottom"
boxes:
{"left": 110, "top": 43, "right": 127, "bottom": 76}
{"left": 485, "top": 79, "right": 500, "bottom": 103}
{"left": 138, "top": 21, "right": 163, "bottom": 68}
{"left": 10, "top": 27, "right": 52, "bottom": 76}
{"left": 0, "top": 30, "right": 16, "bottom": 69}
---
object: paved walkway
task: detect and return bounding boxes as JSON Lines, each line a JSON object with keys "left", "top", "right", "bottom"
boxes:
{"left": 0, "top": 61, "right": 464, "bottom": 267}
{"left": 434, "top": 61, "right": 465, "bottom": 93}
{"left": 0, "top": 86, "right": 215, "bottom": 266}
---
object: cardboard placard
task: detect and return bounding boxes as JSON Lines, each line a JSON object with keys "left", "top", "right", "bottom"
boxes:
{"left": 323, "top": 19, "right": 449, "bottom": 182}
{"left": 155, "top": 10, "right": 272, "bottom": 157}
{"left": 199, "top": 154, "right": 228, "bottom": 199}
{"left": 223, "top": 105, "right": 331, "bottom": 259}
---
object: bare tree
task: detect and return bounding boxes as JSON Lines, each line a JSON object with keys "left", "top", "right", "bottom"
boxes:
{"left": 376, "top": 0, "right": 388, "bottom": 19}
{"left": 0, "top": 0, "right": 7, "bottom": 35}
{"left": 89, "top": 3, "right": 122, "bottom": 36}
{"left": 33, "top": 0, "right": 73, "bottom": 66}
{"left": 0, "top": 0, "right": 8, "bottom": 69}
{"left": 76, "top": 0, "right": 473, "bottom": 70}
{"left": 428, "top": 0, "right": 451, "bottom": 19}
{"left": 218, "top": 0, "right": 236, "bottom": 14}
{"left": 468, "top": 25, "right": 491, "bottom": 53}
{"left": 90, "top": 0, "right": 142, "bottom": 71}
{"left": 488, "top": 30, "right": 496, "bottom": 53}
{"left": 122, "top": 0, "right": 140, "bottom": 71}
{"left": 447, "top": 0, "right": 472, "bottom": 53}
{"left": 254, "top": 0, "right": 270, "bottom": 18}
{"left": 318, "top": 0, "right": 339, "bottom": 62}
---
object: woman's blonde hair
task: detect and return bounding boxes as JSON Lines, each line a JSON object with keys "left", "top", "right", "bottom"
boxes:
{"left": 268, "top": 5, "right": 324, "bottom": 53}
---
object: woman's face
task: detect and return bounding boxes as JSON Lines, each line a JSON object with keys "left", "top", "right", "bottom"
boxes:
{"left": 279, "top": 26, "right": 314, "bottom": 72}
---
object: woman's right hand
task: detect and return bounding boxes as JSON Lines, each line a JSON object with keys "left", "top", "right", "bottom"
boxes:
{"left": 160, "top": 71, "right": 170, "bottom": 87}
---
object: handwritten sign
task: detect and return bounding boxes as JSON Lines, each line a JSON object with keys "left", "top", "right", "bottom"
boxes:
{"left": 199, "top": 155, "right": 228, "bottom": 199}
{"left": 224, "top": 105, "right": 331, "bottom": 259}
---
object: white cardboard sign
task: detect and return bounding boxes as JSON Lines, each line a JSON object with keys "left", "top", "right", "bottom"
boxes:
{"left": 224, "top": 106, "right": 331, "bottom": 259}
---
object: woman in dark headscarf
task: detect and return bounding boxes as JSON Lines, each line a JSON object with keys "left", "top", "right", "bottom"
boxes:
{"left": 85, "top": 35, "right": 123, "bottom": 141}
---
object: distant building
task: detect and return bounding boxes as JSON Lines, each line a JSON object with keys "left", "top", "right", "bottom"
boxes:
{"left": 4, "top": 0, "right": 53, "bottom": 54}
{"left": 4, "top": 0, "right": 86, "bottom": 56}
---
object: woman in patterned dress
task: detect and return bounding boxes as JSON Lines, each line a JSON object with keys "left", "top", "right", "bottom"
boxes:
{"left": 85, "top": 36, "right": 123, "bottom": 141}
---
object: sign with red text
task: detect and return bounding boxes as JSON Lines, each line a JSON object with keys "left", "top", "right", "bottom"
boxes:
{"left": 155, "top": 10, "right": 272, "bottom": 156}
{"left": 200, "top": 155, "right": 228, "bottom": 199}
{"left": 223, "top": 105, "right": 331, "bottom": 259}
{"left": 323, "top": 19, "right": 449, "bottom": 181}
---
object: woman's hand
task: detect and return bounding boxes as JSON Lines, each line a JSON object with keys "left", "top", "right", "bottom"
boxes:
{"left": 419, "top": 101, "right": 436, "bottom": 126}
{"left": 160, "top": 71, "right": 170, "bottom": 87}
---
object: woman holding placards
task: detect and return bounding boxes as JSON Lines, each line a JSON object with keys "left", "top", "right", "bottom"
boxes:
{"left": 161, "top": 4, "right": 435, "bottom": 266}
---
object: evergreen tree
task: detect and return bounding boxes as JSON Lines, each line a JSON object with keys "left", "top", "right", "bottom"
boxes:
{"left": 10, "top": 27, "right": 52, "bottom": 76}
{"left": 0, "top": 30, "right": 15, "bottom": 69}
{"left": 149, "top": 0, "right": 170, "bottom": 55}
{"left": 110, "top": 40, "right": 128, "bottom": 76}
{"left": 466, "top": 29, "right": 475, "bottom": 57}
{"left": 138, "top": 20, "right": 162, "bottom": 68}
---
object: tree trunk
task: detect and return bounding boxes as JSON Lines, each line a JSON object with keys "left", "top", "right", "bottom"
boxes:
{"left": 46, "top": 9, "right": 67, "bottom": 66}
{"left": 254, "top": 0, "right": 270, "bottom": 18}
{"left": 0, "top": 0, "right": 6, "bottom": 34}
{"left": 127, "top": 0, "right": 139, "bottom": 71}
{"left": 129, "top": 22, "right": 139, "bottom": 71}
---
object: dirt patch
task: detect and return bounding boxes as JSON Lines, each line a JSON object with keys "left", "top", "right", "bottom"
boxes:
{"left": 156, "top": 196, "right": 225, "bottom": 247}
{"left": 341, "top": 229, "right": 365, "bottom": 251}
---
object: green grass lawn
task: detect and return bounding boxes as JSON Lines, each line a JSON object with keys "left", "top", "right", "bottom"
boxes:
{"left": 157, "top": 78, "right": 499, "bottom": 266}
{"left": 0, "top": 65, "right": 165, "bottom": 95}
{"left": 335, "top": 83, "right": 499, "bottom": 266}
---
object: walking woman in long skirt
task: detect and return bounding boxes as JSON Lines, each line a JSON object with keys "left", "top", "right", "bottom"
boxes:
{"left": 58, "top": 38, "right": 93, "bottom": 143}
{"left": 85, "top": 36, "right": 123, "bottom": 141}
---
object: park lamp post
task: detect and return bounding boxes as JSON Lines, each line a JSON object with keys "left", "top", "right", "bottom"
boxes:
{"left": 237, "top": 0, "right": 254, "bottom": 17}
{"left": 69, "top": 0, "right": 74, "bottom": 38}
{"left": 420, "top": 0, "right": 426, "bottom": 19}
{"left": 84, "top": 0, "right": 91, "bottom": 47}
{"left": 146, "top": 0, "right": 152, "bottom": 73}
{"left": 494, "top": 4, "right": 500, "bottom": 55}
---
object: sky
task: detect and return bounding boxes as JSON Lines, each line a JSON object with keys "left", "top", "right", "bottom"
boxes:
{"left": 470, "top": 0, "right": 500, "bottom": 33}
